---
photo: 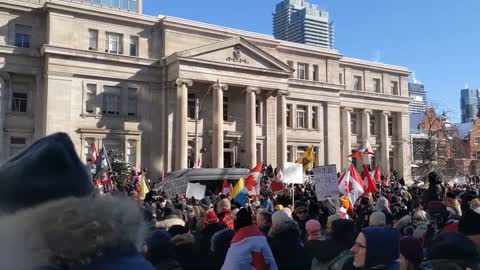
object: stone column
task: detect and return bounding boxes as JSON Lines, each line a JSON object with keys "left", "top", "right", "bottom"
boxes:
{"left": 0, "top": 77, "right": 4, "bottom": 161}
{"left": 326, "top": 103, "right": 341, "bottom": 168}
{"left": 212, "top": 80, "right": 228, "bottom": 168}
{"left": 276, "top": 90, "right": 289, "bottom": 171}
{"left": 245, "top": 87, "right": 259, "bottom": 168}
{"left": 341, "top": 108, "right": 352, "bottom": 170}
{"left": 397, "top": 112, "right": 412, "bottom": 184}
{"left": 317, "top": 103, "right": 325, "bottom": 166}
{"left": 380, "top": 111, "right": 390, "bottom": 173}
{"left": 361, "top": 109, "right": 372, "bottom": 165}
{"left": 175, "top": 78, "right": 192, "bottom": 170}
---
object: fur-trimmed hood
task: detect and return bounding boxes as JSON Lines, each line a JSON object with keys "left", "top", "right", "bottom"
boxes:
{"left": 0, "top": 195, "right": 153, "bottom": 270}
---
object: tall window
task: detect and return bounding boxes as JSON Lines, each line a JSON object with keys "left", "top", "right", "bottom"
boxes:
{"left": 354, "top": 76, "right": 362, "bottom": 90}
{"left": 312, "top": 106, "right": 318, "bottom": 129}
{"left": 370, "top": 115, "right": 376, "bottom": 135}
{"left": 286, "top": 104, "right": 292, "bottom": 128}
{"left": 111, "top": 0, "right": 120, "bottom": 8}
{"left": 9, "top": 137, "right": 26, "bottom": 156}
{"left": 287, "top": 146, "right": 293, "bottom": 162}
{"left": 188, "top": 94, "right": 196, "bottom": 119}
{"left": 297, "top": 146, "right": 308, "bottom": 160}
{"left": 391, "top": 81, "right": 399, "bottom": 95}
{"left": 127, "top": 88, "right": 137, "bottom": 116}
{"left": 15, "top": 24, "right": 32, "bottom": 48}
{"left": 106, "top": 32, "right": 123, "bottom": 54}
{"left": 129, "top": 0, "right": 138, "bottom": 12}
{"left": 223, "top": 96, "right": 229, "bottom": 121}
{"left": 102, "top": 86, "right": 120, "bottom": 115}
{"left": 126, "top": 140, "right": 137, "bottom": 165}
{"left": 351, "top": 113, "right": 357, "bottom": 134}
{"left": 88, "top": 29, "right": 98, "bottom": 51}
{"left": 339, "top": 73, "right": 343, "bottom": 85}
{"left": 129, "top": 36, "right": 138, "bottom": 56}
{"left": 120, "top": 0, "right": 128, "bottom": 10}
{"left": 103, "top": 139, "right": 123, "bottom": 156}
{"left": 297, "top": 105, "right": 307, "bottom": 128}
{"left": 373, "top": 78, "right": 381, "bottom": 93}
{"left": 388, "top": 117, "right": 393, "bottom": 136}
{"left": 11, "top": 92, "right": 28, "bottom": 113}
{"left": 313, "top": 65, "right": 319, "bottom": 81}
{"left": 85, "top": 84, "right": 96, "bottom": 114}
{"left": 298, "top": 63, "right": 306, "bottom": 80}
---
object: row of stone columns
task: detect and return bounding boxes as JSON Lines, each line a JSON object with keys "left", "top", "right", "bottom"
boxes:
{"left": 341, "top": 108, "right": 391, "bottom": 172}
{"left": 174, "top": 78, "right": 289, "bottom": 170}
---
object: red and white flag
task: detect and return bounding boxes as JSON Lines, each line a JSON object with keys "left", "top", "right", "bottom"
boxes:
{"left": 245, "top": 163, "right": 263, "bottom": 194}
{"left": 222, "top": 179, "right": 232, "bottom": 196}
{"left": 338, "top": 164, "right": 365, "bottom": 207}
{"left": 362, "top": 164, "right": 378, "bottom": 194}
{"left": 91, "top": 144, "right": 98, "bottom": 164}
{"left": 270, "top": 169, "right": 284, "bottom": 193}
{"left": 371, "top": 165, "right": 381, "bottom": 183}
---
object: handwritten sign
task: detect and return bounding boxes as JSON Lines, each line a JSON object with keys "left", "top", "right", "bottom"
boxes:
{"left": 159, "top": 177, "right": 189, "bottom": 199}
{"left": 313, "top": 165, "right": 339, "bottom": 200}
{"left": 283, "top": 162, "right": 304, "bottom": 184}
{"left": 186, "top": 183, "right": 206, "bottom": 200}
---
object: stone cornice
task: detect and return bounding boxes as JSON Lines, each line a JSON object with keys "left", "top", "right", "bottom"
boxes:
{"left": 340, "top": 57, "right": 410, "bottom": 75}
{"left": 340, "top": 90, "right": 411, "bottom": 104}
{"left": 0, "top": 0, "right": 41, "bottom": 11}
{"left": 41, "top": 45, "right": 159, "bottom": 66}
{"left": 78, "top": 128, "right": 142, "bottom": 136}
{"left": 288, "top": 78, "right": 344, "bottom": 92}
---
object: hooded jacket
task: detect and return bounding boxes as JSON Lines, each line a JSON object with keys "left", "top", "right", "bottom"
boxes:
{"left": 0, "top": 195, "right": 154, "bottom": 270}
{"left": 362, "top": 227, "right": 400, "bottom": 270}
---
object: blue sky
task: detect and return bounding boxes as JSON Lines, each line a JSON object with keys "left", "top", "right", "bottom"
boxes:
{"left": 143, "top": 0, "right": 480, "bottom": 122}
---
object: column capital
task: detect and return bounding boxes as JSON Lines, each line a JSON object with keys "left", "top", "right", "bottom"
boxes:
{"left": 212, "top": 80, "right": 228, "bottom": 91}
{"left": 342, "top": 107, "right": 354, "bottom": 112}
{"left": 273, "top": 89, "right": 290, "bottom": 97}
{"left": 362, "top": 109, "right": 372, "bottom": 114}
{"left": 176, "top": 78, "right": 193, "bottom": 87}
{"left": 381, "top": 111, "right": 391, "bottom": 116}
{"left": 245, "top": 87, "right": 261, "bottom": 94}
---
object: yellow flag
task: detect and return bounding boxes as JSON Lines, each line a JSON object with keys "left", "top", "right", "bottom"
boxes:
{"left": 139, "top": 175, "right": 149, "bottom": 200}
{"left": 296, "top": 147, "right": 315, "bottom": 172}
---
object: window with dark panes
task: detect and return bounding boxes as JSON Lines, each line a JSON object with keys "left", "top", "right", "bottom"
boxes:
{"left": 12, "top": 92, "right": 27, "bottom": 113}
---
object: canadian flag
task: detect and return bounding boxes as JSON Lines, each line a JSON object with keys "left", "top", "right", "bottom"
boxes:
{"left": 222, "top": 179, "right": 232, "bottom": 196}
{"left": 338, "top": 164, "right": 365, "bottom": 208}
{"left": 91, "top": 144, "right": 98, "bottom": 164}
{"left": 270, "top": 169, "right": 284, "bottom": 193}
{"left": 245, "top": 163, "right": 263, "bottom": 195}
{"left": 371, "top": 165, "right": 381, "bottom": 183}
{"left": 362, "top": 164, "right": 378, "bottom": 194}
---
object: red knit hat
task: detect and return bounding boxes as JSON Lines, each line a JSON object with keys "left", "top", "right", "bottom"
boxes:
{"left": 204, "top": 209, "right": 219, "bottom": 225}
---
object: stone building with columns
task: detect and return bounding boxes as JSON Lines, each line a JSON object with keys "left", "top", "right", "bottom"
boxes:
{"left": 0, "top": 0, "right": 411, "bottom": 180}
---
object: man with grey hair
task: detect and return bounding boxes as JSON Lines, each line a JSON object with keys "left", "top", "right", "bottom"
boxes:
{"left": 369, "top": 211, "right": 387, "bottom": 226}
{"left": 256, "top": 209, "right": 272, "bottom": 235}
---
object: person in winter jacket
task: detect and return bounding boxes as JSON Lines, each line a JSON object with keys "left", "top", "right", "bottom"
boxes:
{"left": 459, "top": 209, "right": 480, "bottom": 255}
{"left": 294, "top": 205, "right": 309, "bottom": 241}
{"left": 145, "top": 230, "right": 182, "bottom": 270}
{"left": 222, "top": 208, "right": 278, "bottom": 270}
{"left": 257, "top": 209, "right": 273, "bottom": 235}
{"left": 350, "top": 227, "right": 400, "bottom": 270}
{"left": 210, "top": 228, "right": 234, "bottom": 270}
{"left": 399, "top": 237, "right": 423, "bottom": 270}
{"left": 195, "top": 209, "right": 225, "bottom": 269}
{"left": 424, "top": 172, "right": 444, "bottom": 205}
{"left": 306, "top": 219, "right": 356, "bottom": 270}
{"left": 156, "top": 205, "right": 186, "bottom": 230}
{"left": 268, "top": 211, "right": 308, "bottom": 270}
{"left": 0, "top": 133, "right": 155, "bottom": 270}
{"left": 216, "top": 198, "right": 235, "bottom": 229}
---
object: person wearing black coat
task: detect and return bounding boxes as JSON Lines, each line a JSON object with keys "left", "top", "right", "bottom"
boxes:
{"left": 268, "top": 211, "right": 308, "bottom": 270}
{"left": 424, "top": 171, "right": 444, "bottom": 204}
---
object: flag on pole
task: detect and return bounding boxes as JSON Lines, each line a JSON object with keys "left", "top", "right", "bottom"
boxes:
{"left": 270, "top": 169, "right": 285, "bottom": 193}
{"left": 362, "top": 164, "right": 378, "bottom": 194}
{"left": 296, "top": 147, "right": 315, "bottom": 172}
{"left": 94, "top": 147, "right": 110, "bottom": 180}
{"left": 371, "top": 165, "right": 381, "bottom": 183}
{"left": 139, "top": 174, "right": 149, "bottom": 200}
{"left": 245, "top": 163, "right": 263, "bottom": 194}
{"left": 338, "top": 164, "right": 365, "bottom": 209}
{"left": 350, "top": 140, "right": 375, "bottom": 159}
{"left": 91, "top": 144, "right": 98, "bottom": 164}
{"left": 230, "top": 178, "right": 247, "bottom": 207}
{"left": 222, "top": 179, "right": 232, "bottom": 196}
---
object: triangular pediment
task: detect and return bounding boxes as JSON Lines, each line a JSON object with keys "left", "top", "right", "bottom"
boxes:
{"left": 169, "top": 37, "right": 294, "bottom": 74}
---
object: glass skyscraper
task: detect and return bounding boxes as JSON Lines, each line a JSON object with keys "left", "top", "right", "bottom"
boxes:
{"left": 408, "top": 83, "right": 427, "bottom": 113}
{"left": 461, "top": 88, "right": 480, "bottom": 123}
{"left": 273, "top": 0, "right": 334, "bottom": 49}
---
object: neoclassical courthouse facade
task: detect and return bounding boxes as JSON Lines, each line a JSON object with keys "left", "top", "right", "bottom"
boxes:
{"left": 0, "top": 0, "right": 411, "bottom": 179}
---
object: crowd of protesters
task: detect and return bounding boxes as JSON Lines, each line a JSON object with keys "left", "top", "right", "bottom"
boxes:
{"left": 0, "top": 132, "right": 480, "bottom": 270}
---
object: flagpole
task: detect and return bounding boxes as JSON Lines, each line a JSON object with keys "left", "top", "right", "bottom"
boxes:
{"left": 292, "top": 184, "right": 295, "bottom": 210}
{"left": 102, "top": 144, "right": 113, "bottom": 172}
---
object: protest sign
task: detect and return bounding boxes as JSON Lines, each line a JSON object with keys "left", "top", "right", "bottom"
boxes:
{"left": 159, "top": 177, "right": 189, "bottom": 199}
{"left": 313, "top": 165, "right": 339, "bottom": 200}
{"left": 186, "top": 182, "right": 206, "bottom": 200}
{"left": 283, "top": 162, "right": 304, "bottom": 184}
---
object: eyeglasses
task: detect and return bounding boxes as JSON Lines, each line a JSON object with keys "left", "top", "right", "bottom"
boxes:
{"left": 354, "top": 242, "right": 367, "bottom": 249}
{"left": 297, "top": 210, "right": 307, "bottom": 214}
